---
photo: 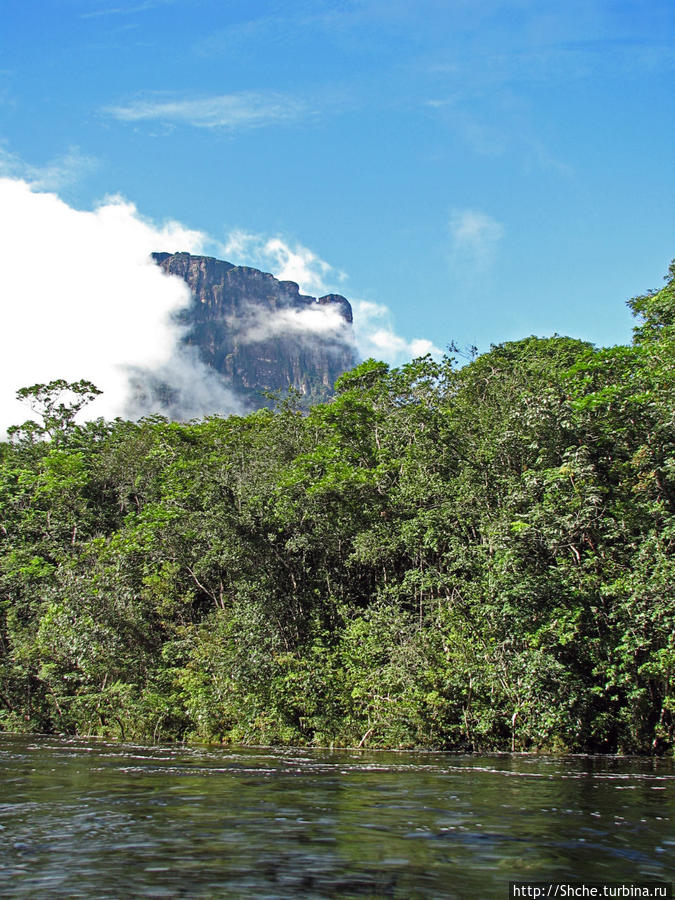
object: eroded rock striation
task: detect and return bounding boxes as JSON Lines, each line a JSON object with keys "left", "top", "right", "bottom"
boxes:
{"left": 152, "top": 251, "right": 357, "bottom": 407}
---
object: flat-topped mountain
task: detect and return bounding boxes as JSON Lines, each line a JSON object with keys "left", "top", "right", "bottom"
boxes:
{"left": 153, "top": 251, "right": 357, "bottom": 407}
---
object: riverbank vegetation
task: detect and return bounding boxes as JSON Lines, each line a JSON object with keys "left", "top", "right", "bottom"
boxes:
{"left": 1, "top": 266, "right": 673, "bottom": 753}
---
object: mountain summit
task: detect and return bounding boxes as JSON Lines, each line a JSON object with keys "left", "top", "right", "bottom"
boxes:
{"left": 152, "top": 251, "right": 357, "bottom": 408}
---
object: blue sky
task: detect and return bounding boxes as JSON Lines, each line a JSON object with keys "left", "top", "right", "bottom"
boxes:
{"left": 2, "top": 0, "right": 674, "bottom": 361}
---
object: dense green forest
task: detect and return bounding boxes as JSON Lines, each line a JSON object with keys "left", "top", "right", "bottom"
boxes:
{"left": 1, "top": 266, "right": 673, "bottom": 753}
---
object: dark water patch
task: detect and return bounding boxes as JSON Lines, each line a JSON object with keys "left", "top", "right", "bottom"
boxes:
{"left": 0, "top": 734, "right": 673, "bottom": 898}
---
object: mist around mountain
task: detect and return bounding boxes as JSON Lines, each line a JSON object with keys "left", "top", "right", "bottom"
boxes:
{"left": 146, "top": 251, "right": 358, "bottom": 415}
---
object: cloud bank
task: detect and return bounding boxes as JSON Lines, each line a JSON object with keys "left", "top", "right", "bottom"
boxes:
{"left": 0, "top": 177, "right": 242, "bottom": 434}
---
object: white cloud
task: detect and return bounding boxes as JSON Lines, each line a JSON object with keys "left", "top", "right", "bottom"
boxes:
{"left": 0, "top": 143, "right": 99, "bottom": 191}
{"left": 234, "top": 304, "right": 352, "bottom": 347}
{"left": 264, "top": 237, "right": 334, "bottom": 293}
{"left": 105, "top": 92, "right": 309, "bottom": 131}
{"left": 352, "top": 299, "right": 442, "bottom": 364}
{"left": 223, "top": 230, "right": 336, "bottom": 295}
{"left": 0, "top": 177, "right": 242, "bottom": 434}
{"left": 449, "top": 208, "right": 504, "bottom": 266}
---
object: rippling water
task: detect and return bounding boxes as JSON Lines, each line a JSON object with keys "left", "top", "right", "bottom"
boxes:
{"left": 0, "top": 735, "right": 673, "bottom": 899}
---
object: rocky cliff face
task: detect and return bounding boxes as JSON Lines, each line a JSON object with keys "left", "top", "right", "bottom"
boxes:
{"left": 152, "top": 251, "right": 357, "bottom": 407}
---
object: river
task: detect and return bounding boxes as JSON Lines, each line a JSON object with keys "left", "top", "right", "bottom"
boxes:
{"left": 0, "top": 734, "right": 673, "bottom": 898}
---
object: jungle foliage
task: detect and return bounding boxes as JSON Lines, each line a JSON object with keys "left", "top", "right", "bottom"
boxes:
{"left": 0, "top": 265, "right": 673, "bottom": 752}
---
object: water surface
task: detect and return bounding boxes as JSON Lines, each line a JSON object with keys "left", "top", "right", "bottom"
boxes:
{"left": 0, "top": 734, "right": 673, "bottom": 898}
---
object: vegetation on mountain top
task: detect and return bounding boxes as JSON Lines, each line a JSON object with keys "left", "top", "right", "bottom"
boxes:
{"left": 0, "top": 264, "right": 673, "bottom": 752}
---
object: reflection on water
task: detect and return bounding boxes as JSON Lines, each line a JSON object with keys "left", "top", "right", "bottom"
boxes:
{"left": 0, "top": 735, "right": 673, "bottom": 899}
